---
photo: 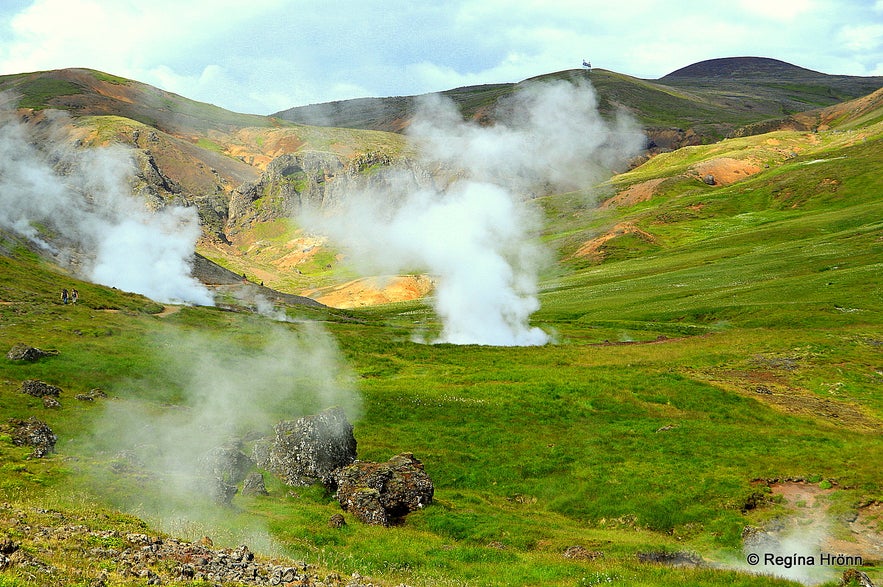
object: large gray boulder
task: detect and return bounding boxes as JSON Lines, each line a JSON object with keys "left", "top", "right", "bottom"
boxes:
{"left": 198, "top": 445, "right": 252, "bottom": 485}
{"left": 254, "top": 407, "right": 356, "bottom": 488}
{"left": 335, "top": 453, "right": 434, "bottom": 526}
{"left": 197, "top": 445, "right": 253, "bottom": 505}
{"left": 241, "top": 472, "right": 269, "bottom": 496}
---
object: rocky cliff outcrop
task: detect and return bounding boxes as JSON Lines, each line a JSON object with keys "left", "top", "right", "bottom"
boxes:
{"left": 226, "top": 150, "right": 436, "bottom": 233}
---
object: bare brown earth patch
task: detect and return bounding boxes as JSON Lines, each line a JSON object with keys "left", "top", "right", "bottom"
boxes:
{"left": 687, "top": 367, "right": 880, "bottom": 432}
{"left": 271, "top": 236, "right": 328, "bottom": 270}
{"left": 304, "top": 275, "right": 434, "bottom": 308}
{"left": 155, "top": 305, "right": 183, "bottom": 318}
{"left": 690, "top": 157, "right": 763, "bottom": 185}
{"left": 600, "top": 178, "right": 666, "bottom": 209}
{"left": 571, "top": 222, "right": 658, "bottom": 261}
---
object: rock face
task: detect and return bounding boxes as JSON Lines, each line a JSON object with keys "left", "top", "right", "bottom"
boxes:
{"left": 227, "top": 152, "right": 344, "bottom": 230}
{"left": 20, "top": 380, "right": 62, "bottom": 398}
{"left": 335, "top": 453, "right": 434, "bottom": 526}
{"left": 6, "top": 343, "right": 57, "bottom": 362}
{"left": 241, "top": 473, "right": 269, "bottom": 496}
{"left": 199, "top": 445, "right": 252, "bottom": 485}
{"left": 227, "top": 150, "right": 436, "bottom": 233}
{"left": 197, "top": 445, "right": 253, "bottom": 505}
{"left": 254, "top": 407, "right": 356, "bottom": 488}
{"left": 8, "top": 417, "right": 57, "bottom": 458}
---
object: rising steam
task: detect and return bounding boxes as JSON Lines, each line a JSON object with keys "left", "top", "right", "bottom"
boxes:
{"left": 302, "top": 79, "right": 644, "bottom": 345}
{"left": 0, "top": 104, "right": 213, "bottom": 306}
{"left": 91, "top": 320, "right": 359, "bottom": 543}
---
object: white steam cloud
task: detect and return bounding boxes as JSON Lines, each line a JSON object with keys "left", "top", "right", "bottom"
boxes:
{"left": 0, "top": 105, "right": 213, "bottom": 306}
{"left": 91, "top": 321, "right": 359, "bottom": 543}
{"left": 302, "top": 79, "right": 644, "bottom": 346}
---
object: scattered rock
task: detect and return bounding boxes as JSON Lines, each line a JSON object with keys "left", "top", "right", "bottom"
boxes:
{"left": 42, "top": 396, "right": 61, "bottom": 409}
{"left": 241, "top": 472, "right": 269, "bottom": 496}
{"left": 20, "top": 379, "right": 62, "bottom": 398}
{"left": 563, "top": 545, "right": 603, "bottom": 560}
{"left": 0, "top": 538, "right": 19, "bottom": 554}
{"left": 703, "top": 174, "right": 716, "bottom": 185}
{"left": 636, "top": 550, "right": 703, "bottom": 567}
{"left": 328, "top": 513, "right": 346, "bottom": 528}
{"left": 76, "top": 389, "right": 107, "bottom": 402}
{"left": 0, "top": 504, "right": 389, "bottom": 586}
{"left": 742, "top": 490, "right": 770, "bottom": 512}
{"left": 841, "top": 569, "right": 875, "bottom": 587}
{"left": 7, "top": 417, "right": 57, "bottom": 458}
{"left": 335, "top": 453, "right": 434, "bottom": 526}
{"left": 6, "top": 343, "right": 58, "bottom": 362}
{"left": 254, "top": 407, "right": 357, "bottom": 488}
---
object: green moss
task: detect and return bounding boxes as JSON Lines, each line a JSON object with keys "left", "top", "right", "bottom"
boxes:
{"left": 16, "top": 77, "right": 83, "bottom": 110}
{"left": 88, "top": 70, "right": 130, "bottom": 85}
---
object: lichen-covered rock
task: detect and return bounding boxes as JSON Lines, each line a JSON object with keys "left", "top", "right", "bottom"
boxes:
{"left": 241, "top": 472, "right": 269, "bottom": 496}
{"left": 328, "top": 513, "right": 346, "bottom": 528}
{"left": 199, "top": 445, "right": 252, "bottom": 485}
{"left": 841, "top": 569, "right": 875, "bottom": 587}
{"left": 202, "top": 477, "right": 238, "bottom": 505}
{"left": 8, "top": 417, "right": 57, "bottom": 458}
{"left": 254, "top": 407, "right": 356, "bottom": 488}
{"left": 20, "top": 379, "right": 62, "bottom": 398}
{"left": 335, "top": 453, "right": 433, "bottom": 526}
{"left": 6, "top": 343, "right": 57, "bottom": 362}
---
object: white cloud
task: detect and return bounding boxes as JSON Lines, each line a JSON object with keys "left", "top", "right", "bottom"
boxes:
{"left": 0, "top": 0, "right": 879, "bottom": 114}
{"left": 839, "top": 23, "right": 883, "bottom": 52}
{"left": 738, "top": 0, "right": 814, "bottom": 21}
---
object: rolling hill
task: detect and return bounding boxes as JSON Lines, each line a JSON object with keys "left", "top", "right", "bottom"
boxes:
{"left": 275, "top": 57, "right": 883, "bottom": 149}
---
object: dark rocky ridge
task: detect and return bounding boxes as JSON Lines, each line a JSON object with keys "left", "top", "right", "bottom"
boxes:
{"left": 661, "top": 56, "right": 824, "bottom": 79}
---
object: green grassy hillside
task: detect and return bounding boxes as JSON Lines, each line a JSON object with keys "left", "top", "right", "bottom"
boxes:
{"left": 2, "top": 64, "right": 882, "bottom": 586}
{"left": 2, "top": 94, "right": 881, "bottom": 587}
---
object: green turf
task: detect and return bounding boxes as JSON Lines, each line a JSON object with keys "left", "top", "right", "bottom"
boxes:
{"left": 1, "top": 111, "right": 881, "bottom": 586}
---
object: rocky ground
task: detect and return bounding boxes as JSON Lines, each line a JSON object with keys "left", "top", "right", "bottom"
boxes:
{"left": 0, "top": 502, "right": 399, "bottom": 587}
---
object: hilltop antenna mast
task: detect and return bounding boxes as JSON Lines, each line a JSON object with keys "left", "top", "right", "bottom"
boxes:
{"left": 582, "top": 59, "right": 592, "bottom": 71}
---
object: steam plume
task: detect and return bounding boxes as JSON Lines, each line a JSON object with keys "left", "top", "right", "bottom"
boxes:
{"left": 0, "top": 105, "right": 213, "bottom": 306}
{"left": 302, "top": 79, "right": 644, "bottom": 345}
{"left": 91, "top": 321, "right": 359, "bottom": 542}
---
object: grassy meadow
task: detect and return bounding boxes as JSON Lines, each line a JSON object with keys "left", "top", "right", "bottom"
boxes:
{"left": 1, "top": 114, "right": 882, "bottom": 587}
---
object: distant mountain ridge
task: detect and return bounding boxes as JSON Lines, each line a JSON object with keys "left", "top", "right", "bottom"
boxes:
{"left": 274, "top": 57, "right": 883, "bottom": 149}
{"left": 661, "top": 56, "right": 824, "bottom": 78}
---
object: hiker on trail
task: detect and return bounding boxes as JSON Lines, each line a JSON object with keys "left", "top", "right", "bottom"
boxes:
{"left": 71, "top": 289, "right": 79, "bottom": 303}
{"left": 61, "top": 289, "right": 69, "bottom": 304}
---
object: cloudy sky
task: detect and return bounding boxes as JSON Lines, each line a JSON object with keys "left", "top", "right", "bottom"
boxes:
{"left": 0, "top": 0, "right": 881, "bottom": 115}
